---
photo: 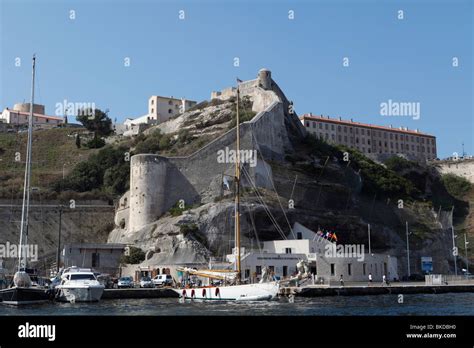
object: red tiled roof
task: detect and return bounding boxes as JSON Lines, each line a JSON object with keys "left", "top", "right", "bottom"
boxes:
{"left": 300, "top": 114, "right": 435, "bottom": 138}
{"left": 6, "top": 110, "right": 64, "bottom": 121}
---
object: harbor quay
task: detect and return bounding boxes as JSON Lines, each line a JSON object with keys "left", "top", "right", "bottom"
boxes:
{"left": 98, "top": 281, "right": 474, "bottom": 299}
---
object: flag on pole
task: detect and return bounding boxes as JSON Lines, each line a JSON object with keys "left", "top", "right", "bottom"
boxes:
{"left": 331, "top": 233, "right": 338, "bottom": 242}
{"left": 237, "top": 78, "right": 243, "bottom": 83}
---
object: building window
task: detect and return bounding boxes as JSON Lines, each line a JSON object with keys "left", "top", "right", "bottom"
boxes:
{"left": 297, "top": 232, "right": 302, "bottom": 240}
{"left": 331, "top": 125, "right": 335, "bottom": 131}
{"left": 325, "top": 124, "right": 328, "bottom": 130}
{"left": 331, "top": 134, "right": 335, "bottom": 140}
{"left": 356, "top": 138, "right": 359, "bottom": 144}
{"left": 168, "top": 100, "right": 173, "bottom": 105}
{"left": 338, "top": 135, "right": 342, "bottom": 141}
{"left": 151, "top": 100, "right": 154, "bottom": 105}
{"left": 92, "top": 253, "right": 100, "bottom": 267}
{"left": 344, "top": 127, "right": 347, "bottom": 133}
{"left": 285, "top": 248, "right": 292, "bottom": 254}
{"left": 344, "top": 136, "right": 347, "bottom": 142}
{"left": 168, "top": 109, "right": 172, "bottom": 114}
{"left": 46, "top": 119, "right": 49, "bottom": 123}
{"left": 312, "top": 122, "right": 315, "bottom": 128}
{"left": 367, "top": 130, "right": 370, "bottom": 135}
{"left": 368, "top": 149, "right": 371, "bottom": 153}
{"left": 319, "top": 123, "right": 322, "bottom": 129}
{"left": 256, "top": 266, "right": 262, "bottom": 275}
{"left": 348, "top": 263, "right": 352, "bottom": 276}
{"left": 306, "top": 122, "right": 309, "bottom": 127}
{"left": 330, "top": 264, "right": 335, "bottom": 276}
{"left": 367, "top": 140, "right": 371, "bottom": 145}
{"left": 283, "top": 266, "right": 288, "bottom": 277}
{"left": 390, "top": 133, "right": 393, "bottom": 140}
{"left": 269, "top": 266, "right": 275, "bottom": 273}
{"left": 361, "top": 129, "right": 365, "bottom": 135}
{"left": 363, "top": 263, "right": 366, "bottom": 275}
{"left": 151, "top": 108, "right": 154, "bottom": 113}
{"left": 338, "top": 126, "right": 341, "bottom": 131}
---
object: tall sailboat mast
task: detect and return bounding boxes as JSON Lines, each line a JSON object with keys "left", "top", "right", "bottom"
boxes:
{"left": 234, "top": 85, "right": 241, "bottom": 282}
{"left": 18, "top": 55, "right": 35, "bottom": 271}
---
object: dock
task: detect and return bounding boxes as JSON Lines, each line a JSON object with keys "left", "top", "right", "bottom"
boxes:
{"left": 281, "top": 283, "right": 474, "bottom": 297}
{"left": 102, "top": 288, "right": 178, "bottom": 299}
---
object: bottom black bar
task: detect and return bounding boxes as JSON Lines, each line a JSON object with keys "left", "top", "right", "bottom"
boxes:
{"left": 0, "top": 316, "right": 472, "bottom": 346}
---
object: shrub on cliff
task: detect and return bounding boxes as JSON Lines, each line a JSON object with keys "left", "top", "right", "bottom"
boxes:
{"left": 442, "top": 173, "right": 472, "bottom": 198}
{"left": 121, "top": 246, "right": 145, "bottom": 264}
{"left": 134, "top": 129, "right": 173, "bottom": 154}
{"left": 54, "top": 145, "right": 129, "bottom": 195}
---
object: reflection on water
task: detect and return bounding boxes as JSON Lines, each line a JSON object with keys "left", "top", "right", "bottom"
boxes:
{"left": 1, "top": 293, "right": 473, "bottom": 316}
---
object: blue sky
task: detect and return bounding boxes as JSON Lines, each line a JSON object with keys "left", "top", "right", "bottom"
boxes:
{"left": 0, "top": 0, "right": 472, "bottom": 158}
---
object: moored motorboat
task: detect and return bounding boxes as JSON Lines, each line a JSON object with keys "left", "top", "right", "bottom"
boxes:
{"left": 55, "top": 267, "right": 105, "bottom": 303}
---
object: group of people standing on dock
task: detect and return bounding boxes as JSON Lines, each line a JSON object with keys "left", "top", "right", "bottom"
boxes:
{"left": 337, "top": 273, "right": 391, "bottom": 287}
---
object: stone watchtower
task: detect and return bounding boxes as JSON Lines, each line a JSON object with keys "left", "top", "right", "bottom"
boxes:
{"left": 257, "top": 68, "right": 272, "bottom": 90}
{"left": 129, "top": 154, "right": 168, "bottom": 231}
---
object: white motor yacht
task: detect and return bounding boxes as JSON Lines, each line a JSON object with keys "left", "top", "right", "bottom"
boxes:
{"left": 55, "top": 267, "right": 104, "bottom": 303}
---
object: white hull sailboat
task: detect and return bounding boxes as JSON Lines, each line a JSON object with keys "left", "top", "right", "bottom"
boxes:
{"left": 178, "top": 282, "right": 279, "bottom": 301}
{"left": 174, "top": 81, "right": 280, "bottom": 302}
{"left": 0, "top": 55, "right": 50, "bottom": 305}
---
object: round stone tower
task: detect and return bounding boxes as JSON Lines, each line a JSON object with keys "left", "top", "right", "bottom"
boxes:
{"left": 13, "top": 103, "right": 45, "bottom": 114}
{"left": 129, "top": 154, "right": 168, "bottom": 232}
{"left": 257, "top": 68, "right": 272, "bottom": 90}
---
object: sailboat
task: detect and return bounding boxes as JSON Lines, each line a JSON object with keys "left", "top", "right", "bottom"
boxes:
{"left": 173, "top": 83, "right": 280, "bottom": 301}
{"left": 0, "top": 55, "right": 50, "bottom": 305}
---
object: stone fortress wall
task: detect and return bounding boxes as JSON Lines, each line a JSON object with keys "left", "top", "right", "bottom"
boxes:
{"left": 118, "top": 69, "right": 306, "bottom": 233}
{"left": 433, "top": 158, "right": 474, "bottom": 184}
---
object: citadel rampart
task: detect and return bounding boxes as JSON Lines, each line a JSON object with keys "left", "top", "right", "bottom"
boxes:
{"left": 119, "top": 69, "right": 306, "bottom": 232}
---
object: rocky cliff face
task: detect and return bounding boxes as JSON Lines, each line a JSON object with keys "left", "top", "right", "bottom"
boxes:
{"left": 107, "top": 74, "right": 468, "bottom": 276}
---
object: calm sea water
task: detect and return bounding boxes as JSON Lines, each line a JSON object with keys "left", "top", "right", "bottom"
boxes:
{"left": 1, "top": 293, "right": 473, "bottom": 316}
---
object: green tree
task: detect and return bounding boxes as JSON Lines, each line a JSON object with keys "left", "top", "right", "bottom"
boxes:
{"left": 76, "top": 108, "right": 113, "bottom": 137}
{"left": 121, "top": 247, "right": 145, "bottom": 264}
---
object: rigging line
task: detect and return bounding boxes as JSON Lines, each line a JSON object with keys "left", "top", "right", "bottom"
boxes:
{"left": 241, "top": 166, "right": 287, "bottom": 240}
{"left": 240, "top": 164, "right": 287, "bottom": 240}
{"left": 237, "top": 99, "right": 288, "bottom": 240}
{"left": 244, "top": 203, "right": 262, "bottom": 255}
{"left": 249, "top": 129, "right": 296, "bottom": 239}
{"left": 290, "top": 175, "right": 298, "bottom": 200}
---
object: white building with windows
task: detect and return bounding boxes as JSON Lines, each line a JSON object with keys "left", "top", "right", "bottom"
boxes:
{"left": 227, "top": 222, "right": 399, "bottom": 283}
{"left": 1, "top": 103, "right": 64, "bottom": 128}
{"left": 300, "top": 113, "right": 437, "bottom": 162}
{"left": 115, "top": 95, "right": 197, "bottom": 136}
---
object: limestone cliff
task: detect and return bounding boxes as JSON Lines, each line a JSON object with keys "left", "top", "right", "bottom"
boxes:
{"left": 108, "top": 69, "right": 469, "bottom": 276}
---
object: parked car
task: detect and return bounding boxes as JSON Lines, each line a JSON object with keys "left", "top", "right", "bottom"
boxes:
{"left": 152, "top": 274, "right": 173, "bottom": 287}
{"left": 139, "top": 276, "right": 154, "bottom": 288}
{"left": 117, "top": 276, "right": 135, "bottom": 288}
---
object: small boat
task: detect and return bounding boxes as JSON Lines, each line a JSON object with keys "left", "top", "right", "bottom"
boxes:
{"left": 55, "top": 267, "right": 105, "bottom": 303}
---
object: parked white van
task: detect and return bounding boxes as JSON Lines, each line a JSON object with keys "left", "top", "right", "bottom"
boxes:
{"left": 152, "top": 274, "right": 173, "bottom": 287}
